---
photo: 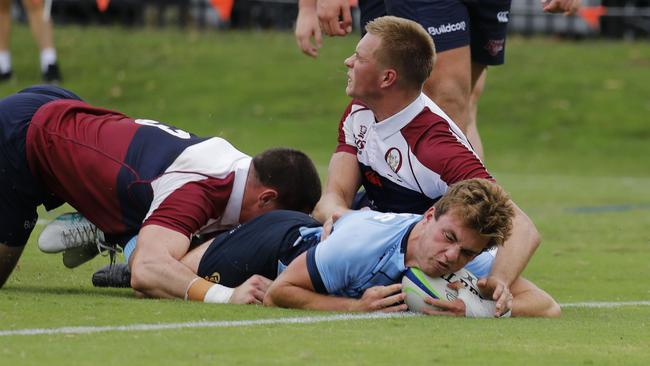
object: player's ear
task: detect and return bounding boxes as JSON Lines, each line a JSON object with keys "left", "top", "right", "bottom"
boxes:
{"left": 424, "top": 206, "right": 435, "bottom": 221}
{"left": 259, "top": 189, "right": 278, "bottom": 208}
{"left": 380, "top": 68, "right": 398, "bottom": 88}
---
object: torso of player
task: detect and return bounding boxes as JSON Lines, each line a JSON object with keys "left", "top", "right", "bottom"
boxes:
{"left": 25, "top": 100, "right": 249, "bottom": 238}
{"left": 309, "top": 210, "right": 420, "bottom": 298}
{"left": 337, "top": 93, "right": 492, "bottom": 214}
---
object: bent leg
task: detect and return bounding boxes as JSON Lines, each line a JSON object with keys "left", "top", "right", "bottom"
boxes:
{"left": 423, "top": 46, "right": 472, "bottom": 135}
{"left": 467, "top": 62, "right": 487, "bottom": 159}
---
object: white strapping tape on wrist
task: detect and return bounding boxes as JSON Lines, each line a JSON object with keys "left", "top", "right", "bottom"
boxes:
{"left": 203, "top": 284, "right": 235, "bottom": 304}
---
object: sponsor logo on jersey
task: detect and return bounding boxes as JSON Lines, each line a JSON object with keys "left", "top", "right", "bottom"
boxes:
{"left": 355, "top": 125, "right": 368, "bottom": 151}
{"left": 427, "top": 21, "right": 466, "bottom": 36}
{"left": 497, "top": 11, "right": 509, "bottom": 23}
{"left": 484, "top": 39, "right": 505, "bottom": 56}
{"left": 204, "top": 272, "right": 221, "bottom": 283}
{"left": 384, "top": 148, "right": 402, "bottom": 173}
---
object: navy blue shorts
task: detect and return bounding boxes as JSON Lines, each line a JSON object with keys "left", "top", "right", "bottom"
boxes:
{"left": 196, "top": 210, "right": 321, "bottom": 287}
{"left": 0, "top": 85, "right": 82, "bottom": 246}
{"left": 360, "top": 0, "right": 512, "bottom": 65}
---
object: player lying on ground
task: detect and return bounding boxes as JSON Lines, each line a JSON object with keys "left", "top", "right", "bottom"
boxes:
{"left": 44, "top": 179, "right": 560, "bottom": 317}
{"left": 0, "top": 85, "right": 322, "bottom": 305}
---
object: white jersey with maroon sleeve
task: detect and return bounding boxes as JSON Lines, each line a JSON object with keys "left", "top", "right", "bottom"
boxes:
{"left": 336, "top": 93, "right": 493, "bottom": 214}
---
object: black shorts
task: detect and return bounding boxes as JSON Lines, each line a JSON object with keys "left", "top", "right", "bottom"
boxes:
{"left": 0, "top": 85, "right": 82, "bottom": 246}
{"left": 196, "top": 210, "right": 321, "bottom": 287}
{"left": 360, "top": 0, "right": 512, "bottom": 65}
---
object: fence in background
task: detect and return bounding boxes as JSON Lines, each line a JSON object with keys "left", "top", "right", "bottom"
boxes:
{"left": 11, "top": 0, "right": 650, "bottom": 39}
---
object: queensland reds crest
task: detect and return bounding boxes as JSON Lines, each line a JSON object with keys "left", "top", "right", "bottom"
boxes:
{"left": 384, "top": 148, "right": 402, "bottom": 173}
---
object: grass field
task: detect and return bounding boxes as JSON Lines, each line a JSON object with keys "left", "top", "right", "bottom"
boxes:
{"left": 1, "top": 25, "right": 649, "bottom": 365}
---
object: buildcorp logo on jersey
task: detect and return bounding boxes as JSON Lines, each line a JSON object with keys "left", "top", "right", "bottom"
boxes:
{"left": 427, "top": 21, "right": 466, "bottom": 36}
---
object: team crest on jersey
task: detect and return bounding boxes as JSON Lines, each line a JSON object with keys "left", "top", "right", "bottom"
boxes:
{"left": 384, "top": 148, "right": 402, "bottom": 173}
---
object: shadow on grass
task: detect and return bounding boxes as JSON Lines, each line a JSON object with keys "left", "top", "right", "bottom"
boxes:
{"left": 3, "top": 285, "right": 134, "bottom": 299}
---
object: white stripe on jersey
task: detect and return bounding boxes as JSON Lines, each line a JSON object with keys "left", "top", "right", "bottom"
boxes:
{"left": 146, "top": 137, "right": 251, "bottom": 233}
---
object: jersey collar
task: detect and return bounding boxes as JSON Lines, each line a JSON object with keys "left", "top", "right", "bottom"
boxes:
{"left": 373, "top": 93, "right": 425, "bottom": 140}
{"left": 221, "top": 156, "right": 252, "bottom": 227}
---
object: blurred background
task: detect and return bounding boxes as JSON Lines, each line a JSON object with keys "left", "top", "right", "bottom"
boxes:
{"left": 7, "top": 0, "right": 650, "bottom": 39}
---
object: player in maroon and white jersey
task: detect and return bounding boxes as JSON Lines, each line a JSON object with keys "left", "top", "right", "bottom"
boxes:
{"left": 0, "top": 85, "right": 322, "bottom": 305}
{"left": 313, "top": 17, "right": 541, "bottom": 315}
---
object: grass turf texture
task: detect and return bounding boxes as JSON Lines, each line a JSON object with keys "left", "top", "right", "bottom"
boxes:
{"left": 1, "top": 26, "right": 649, "bottom": 365}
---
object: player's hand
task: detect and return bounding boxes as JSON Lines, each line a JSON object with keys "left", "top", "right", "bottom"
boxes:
{"left": 477, "top": 276, "right": 513, "bottom": 317}
{"left": 320, "top": 208, "right": 349, "bottom": 241}
{"left": 421, "top": 296, "right": 467, "bottom": 317}
{"left": 541, "top": 0, "right": 581, "bottom": 16}
{"left": 355, "top": 284, "right": 407, "bottom": 312}
{"left": 295, "top": 6, "right": 322, "bottom": 57}
{"left": 317, "top": 0, "right": 353, "bottom": 36}
{"left": 229, "top": 275, "right": 273, "bottom": 305}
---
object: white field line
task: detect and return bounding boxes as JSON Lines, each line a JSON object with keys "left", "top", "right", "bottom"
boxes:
{"left": 1, "top": 301, "right": 649, "bottom": 337}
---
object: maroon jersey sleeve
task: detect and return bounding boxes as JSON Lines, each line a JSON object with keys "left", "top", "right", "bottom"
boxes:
{"left": 142, "top": 177, "right": 234, "bottom": 238}
{"left": 403, "top": 110, "right": 494, "bottom": 185}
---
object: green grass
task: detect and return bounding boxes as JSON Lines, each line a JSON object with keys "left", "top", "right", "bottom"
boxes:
{"left": 1, "top": 26, "right": 650, "bottom": 365}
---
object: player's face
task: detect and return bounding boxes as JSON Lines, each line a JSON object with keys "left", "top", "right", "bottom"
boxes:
{"left": 410, "top": 207, "right": 489, "bottom": 277}
{"left": 344, "top": 33, "right": 384, "bottom": 100}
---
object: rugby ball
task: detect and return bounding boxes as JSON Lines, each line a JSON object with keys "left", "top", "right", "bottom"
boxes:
{"left": 402, "top": 267, "right": 482, "bottom": 313}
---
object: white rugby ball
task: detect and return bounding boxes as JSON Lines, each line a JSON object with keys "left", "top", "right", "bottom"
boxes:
{"left": 402, "top": 267, "right": 482, "bottom": 313}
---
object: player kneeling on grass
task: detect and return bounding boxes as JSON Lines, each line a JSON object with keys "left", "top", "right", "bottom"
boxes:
{"left": 49, "top": 178, "right": 560, "bottom": 317}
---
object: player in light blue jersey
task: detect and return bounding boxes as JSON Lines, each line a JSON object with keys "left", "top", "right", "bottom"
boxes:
{"left": 266, "top": 178, "right": 560, "bottom": 317}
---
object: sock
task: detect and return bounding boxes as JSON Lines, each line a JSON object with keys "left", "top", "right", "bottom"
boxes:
{"left": 123, "top": 235, "right": 138, "bottom": 263}
{"left": 40, "top": 48, "right": 57, "bottom": 72}
{"left": 0, "top": 51, "right": 11, "bottom": 74}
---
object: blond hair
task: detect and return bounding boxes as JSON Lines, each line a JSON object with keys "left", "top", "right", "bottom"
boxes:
{"left": 364, "top": 16, "right": 435, "bottom": 89}
{"left": 434, "top": 179, "right": 514, "bottom": 249}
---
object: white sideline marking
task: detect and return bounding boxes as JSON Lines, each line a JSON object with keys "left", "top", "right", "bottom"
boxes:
{"left": 561, "top": 301, "right": 650, "bottom": 308}
{"left": 0, "top": 312, "right": 417, "bottom": 337}
{"left": 2, "top": 301, "right": 650, "bottom": 337}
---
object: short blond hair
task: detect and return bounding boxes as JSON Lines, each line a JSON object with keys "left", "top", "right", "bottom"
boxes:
{"left": 433, "top": 179, "right": 514, "bottom": 249}
{"left": 365, "top": 16, "right": 435, "bottom": 89}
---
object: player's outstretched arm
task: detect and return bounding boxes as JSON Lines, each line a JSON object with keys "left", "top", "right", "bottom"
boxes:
{"left": 510, "top": 277, "right": 561, "bottom": 317}
{"left": 0, "top": 244, "right": 25, "bottom": 288}
{"left": 296, "top": 0, "right": 322, "bottom": 58}
{"left": 312, "top": 151, "right": 362, "bottom": 223}
{"left": 264, "top": 252, "right": 406, "bottom": 312}
{"left": 317, "top": 0, "right": 353, "bottom": 36}
{"left": 482, "top": 200, "right": 541, "bottom": 313}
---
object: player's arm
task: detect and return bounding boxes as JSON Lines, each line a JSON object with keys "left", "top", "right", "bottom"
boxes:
{"left": 312, "top": 151, "right": 362, "bottom": 223}
{"left": 510, "top": 276, "right": 561, "bottom": 317}
{"left": 317, "top": 0, "right": 353, "bottom": 36}
{"left": 0, "top": 244, "right": 25, "bottom": 288}
{"left": 129, "top": 227, "right": 270, "bottom": 303}
{"left": 296, "top": 0, "right": 322, "bottom": 58}
{"left": 264, "top": 252, "right": 406, "bottom": 312}
{"left": 481, "top": 201, "right": 541, "bottom": 314}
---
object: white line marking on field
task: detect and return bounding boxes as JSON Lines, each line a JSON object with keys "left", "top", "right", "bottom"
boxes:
{"left": 0, "top": 312, "right": 418, "bottom": 337}
{"left": 561, "top": 301, "right": 650, "bottom": 308}
{"left": 2, "top": 301, "right": 650, "bottom": 337}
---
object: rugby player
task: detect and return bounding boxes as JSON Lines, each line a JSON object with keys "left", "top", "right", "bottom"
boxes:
{"left": 0, "top": 85, "right": 322, "bottom": 305}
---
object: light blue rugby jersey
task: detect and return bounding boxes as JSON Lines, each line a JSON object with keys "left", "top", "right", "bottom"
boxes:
{"left": 305, "top": 210, "right": 495, "bottom": 298}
